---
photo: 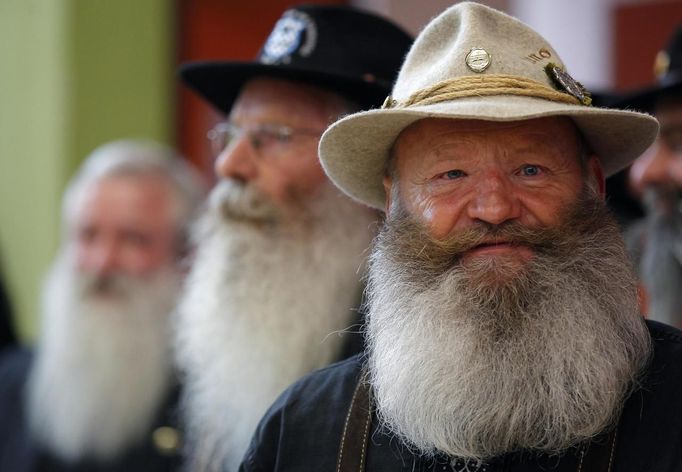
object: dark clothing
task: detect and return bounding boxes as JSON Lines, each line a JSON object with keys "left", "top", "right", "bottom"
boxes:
{"left": 0, "top": 275, "right": 16, "bottom": 353}
{"left": 0, "top": 348, "right": 183, "bottom": 472}
{"left": 241, "top": 320, "right": 682, "bottom": 472}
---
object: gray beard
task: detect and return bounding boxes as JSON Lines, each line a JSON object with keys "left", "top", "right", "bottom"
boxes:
{"left": 28, "top": 252, "right": 180, "bottom": 462}
{"left": 629, "top": 187, "right": 682, "bottom": 328}
{"left": 366, "top": 191, "right": 651, "bottom": 461}
{"left": 174, "top": 180, "right": 375, "bottom": 472}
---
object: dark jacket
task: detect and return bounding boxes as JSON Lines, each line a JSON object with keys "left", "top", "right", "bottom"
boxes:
{"left": 241, "top": 320, "right": 682, "bottom": 472}
{"left": 0, "top": 348, "right": 183, "bottom": 472}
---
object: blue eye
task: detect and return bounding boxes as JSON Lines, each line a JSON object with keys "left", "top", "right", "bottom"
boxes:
{"left": 443, "top": 169, "right": 465, "bottom": 180}
{"left": 520, "top": 165, "right": 540, "bottom": 176}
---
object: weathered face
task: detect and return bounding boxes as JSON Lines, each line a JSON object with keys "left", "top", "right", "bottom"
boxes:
{"left": 384, "top": 117, "right": 604, "bottom": 264}
{"left": 73, "top": 175, "right": 178, "bottom": 278}
{"left": 213, "top": 77, "right": 343, "bottom": 212}
{"left": 629, "top": 100, "right": 682, "bottom": 194}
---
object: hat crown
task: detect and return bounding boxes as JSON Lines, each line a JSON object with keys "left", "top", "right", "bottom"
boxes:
{"left": 255, "top": 5, "right": 412, "bottom": 90}
{"left": 179, "top": 4, "right": 412, "bottom": 114}
{"left": 392, "top": 2, "right": 566, "bottom": 101}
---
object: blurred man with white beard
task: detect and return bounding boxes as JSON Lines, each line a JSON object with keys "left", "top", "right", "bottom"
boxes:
{"left": 240, "top": 4, "right": 682, "bottom": 471}
{"left": 174, "top": 5, "right": 412, "bottom": 471}
{"left": 0, "top": 140, "right": 205, "bottom": 471}
{"left": 616, "top": 26, "right": 682, "bottom": 329}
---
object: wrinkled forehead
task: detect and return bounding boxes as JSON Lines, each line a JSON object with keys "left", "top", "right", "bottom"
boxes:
{"left": 397, "top": 116, "right": 579, "bottom": 146}
{"left": 390, "top": 116, "right": 583, "bottom": 168}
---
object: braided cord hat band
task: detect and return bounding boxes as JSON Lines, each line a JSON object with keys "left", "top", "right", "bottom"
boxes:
{"left": 383, "top": 74, "right": 585, "bottom": 110}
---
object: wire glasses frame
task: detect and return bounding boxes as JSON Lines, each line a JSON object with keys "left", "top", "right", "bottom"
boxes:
{"left": 207, "top": 122, "right": 325, "bottom": 159}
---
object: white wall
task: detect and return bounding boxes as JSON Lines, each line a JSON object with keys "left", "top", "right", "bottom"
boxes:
{"left": 510, "top": 0, "right": 617, "bottom": 90}
{"left": 352, "top": 0, "right": 509, "bottom": 36}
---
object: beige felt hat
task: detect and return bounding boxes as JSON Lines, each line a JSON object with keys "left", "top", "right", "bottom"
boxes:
{"left": 318, "top": 2, "right": 659, "bottom": 210}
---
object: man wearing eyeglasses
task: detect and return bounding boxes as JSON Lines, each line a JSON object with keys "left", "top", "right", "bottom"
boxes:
{"left": 174, "top": 5, "right": 412, "bottom": 471}
{"left": 618, "top": 26, "right": 682, "bottom": 329}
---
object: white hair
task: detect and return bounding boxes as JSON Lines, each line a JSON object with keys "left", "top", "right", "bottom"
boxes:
{"left": 366, "top": 189, "right": 651, "bottom": 461}
{"left": 28, "top": 253, "right": 183, "bottom": 462}
{"left": 175, "top": 181, "right": 376, "bottom": 471}
{"left": 25, "top": 139, "right": 204, "bottom": 462}
{"left": 627, "top": 188, "right": 682, "bottom": 327}
{"left": 62, "top": 139, "right": 206, "bottom": 249}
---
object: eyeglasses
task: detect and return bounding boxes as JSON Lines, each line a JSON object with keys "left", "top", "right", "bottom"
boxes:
{"left": 207, "top": 122, "right": 325, "bottom": 159}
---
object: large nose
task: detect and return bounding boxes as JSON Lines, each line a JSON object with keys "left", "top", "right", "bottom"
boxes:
{"left": 79, "top": 239, "right": 120, "bottom": 277}
{"left": 629, "top": 140, "right": 676, "bottom": 193}
{"left": 466, "top": 171, "right": 521, "bottom": 225}
{"left": 214, "top": 135, "right": 258, "bottom": 183}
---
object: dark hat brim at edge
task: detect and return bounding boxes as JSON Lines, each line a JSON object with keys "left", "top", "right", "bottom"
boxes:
{"left": 614, "top": 72, "right": 682, "bottom": 113}
{"left": 179, "top": 61, "right": 394, "bottom": 116}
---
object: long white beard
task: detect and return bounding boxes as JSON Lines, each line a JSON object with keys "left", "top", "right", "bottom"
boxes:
{"left": 629, "top": 187, "right": 682, "bottom": 327}
{"left": 27, "top": 253, "right": 181, "bottom": 462}
{"left": 366, "top": 194, "right": 652, "bottom": 462}
{"left": 174, "top": 181, "right": 375, "bottom": 472}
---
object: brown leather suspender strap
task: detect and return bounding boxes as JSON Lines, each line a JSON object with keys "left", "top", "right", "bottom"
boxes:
{"left": 336, "top": 369, "right": 619, "bottom": 472}
{"left": 336, "top": 369, "right": 372, "bottom": 472}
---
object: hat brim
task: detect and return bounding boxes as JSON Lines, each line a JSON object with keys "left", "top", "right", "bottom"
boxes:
{"left": 179, "top": 61, "right": 393, "bottom": 115}
{"left": 319, "top": 95, "right": 659, "bottom": 210}
{"left": 613, "top": 79, "right": 682, "bottom": 113}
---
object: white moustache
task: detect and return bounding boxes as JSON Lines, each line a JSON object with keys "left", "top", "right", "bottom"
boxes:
{"left": 208, "top": 180, "right": 279, "bottom": 224}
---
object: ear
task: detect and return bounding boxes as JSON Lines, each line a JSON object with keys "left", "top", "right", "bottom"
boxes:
{"left": 383, "top": 174, "right": 393, "bottom": 214}
{"left": 587, "top": 155, "right": 605, "bottom": 199}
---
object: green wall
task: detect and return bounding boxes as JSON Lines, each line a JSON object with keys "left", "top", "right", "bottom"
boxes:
{"left": 0, "top": 0, "right": 174, "bottom": 341}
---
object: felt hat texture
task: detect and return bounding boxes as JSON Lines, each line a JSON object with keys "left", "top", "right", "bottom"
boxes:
{"left": 179, "top": 4, "right": 413, "bottom": 114}
{"left": 319, "top": 2, "right": 660, "bottom": 210}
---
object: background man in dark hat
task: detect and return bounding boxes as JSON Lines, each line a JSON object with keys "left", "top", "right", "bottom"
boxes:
{"left": 0, "top": 140, "right": 205, "bottom": 471}
{"left": 173, "top": 5, "right": 412, "bottom": 471}
{"left": 619, "top": 26, "right": 682, "bottom": 329}
{"left": 240, "top": 3, "right": 682, "bottom": 471}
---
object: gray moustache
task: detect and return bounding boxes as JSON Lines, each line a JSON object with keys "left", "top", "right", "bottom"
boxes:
{"left": 208, "top": 181, "right": 279, "bottom": 223}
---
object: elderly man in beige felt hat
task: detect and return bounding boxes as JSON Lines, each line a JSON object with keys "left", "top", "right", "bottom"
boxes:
{"left": 238, "top": 3, "right": 682, "bottom": 472}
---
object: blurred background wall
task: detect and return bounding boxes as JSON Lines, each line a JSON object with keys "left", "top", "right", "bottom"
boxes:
{"left": 1, "top": 0, "right": 681, "bottom": 342}
{"left": 0, "top": 0, "right": 174, "bottom": 340}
